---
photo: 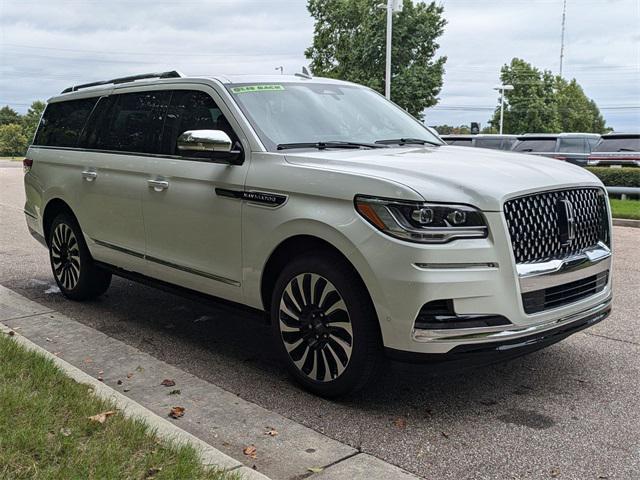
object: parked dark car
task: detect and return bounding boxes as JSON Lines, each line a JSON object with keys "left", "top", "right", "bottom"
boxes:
{"left": 512, "top": 133, "right": 601, "bottom": 166}
{"left": 587, "top": 133, "right": 640, "bottom": 168}
{"left": 441, "top": 134, "right": 518, "bottom": 150}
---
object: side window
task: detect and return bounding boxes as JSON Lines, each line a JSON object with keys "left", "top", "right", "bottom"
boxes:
{"left": 34, "top": 97, "right": 98, "bottom": 147}
{"left": 161, "top": 90, "right": 239, "bottom": 157}
{"left": 92, "top": 91, "right": 170, "bottom": 154}
{"left": 558, "top": 138, "right": 586, "bottom": 153}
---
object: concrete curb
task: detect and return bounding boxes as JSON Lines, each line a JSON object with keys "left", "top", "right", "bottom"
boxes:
{"left": 0, "top": 321, "right": 269, "bottom": 480}
{"left": 613, "top": 218, "right": 640, "bottom": 228}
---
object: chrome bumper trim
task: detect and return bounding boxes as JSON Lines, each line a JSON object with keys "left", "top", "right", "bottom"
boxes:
{"left": 412, "top": 296, "right": 611, "bottom": 344}
{"left": 517, "top": 243, "right": 611, "bottom": 293}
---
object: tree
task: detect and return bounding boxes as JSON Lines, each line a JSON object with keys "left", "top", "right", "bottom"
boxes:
{"left": 305, "top": 0, "right": 447, "bottom": 120}
{"left": 490, "top": 58, "right": 607, "bottom": 134}
{"left": 0, "top": 106, "right": 21, "bottom": 126}
{"left": 22, "top": 100, "right": 46, "bottom": 143}
{"left": 0, "top": 124, "right": 28, "bottom": 157}
{"left": 433, "top": 124, "right": 470, "bottom": 135}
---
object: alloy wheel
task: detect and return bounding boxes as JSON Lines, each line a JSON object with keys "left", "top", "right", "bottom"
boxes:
{"left": 51, "top": 223, "right": 81, "bottom": 290}
{"left": 278, "top": 273, "right": 353, "bottom": 382}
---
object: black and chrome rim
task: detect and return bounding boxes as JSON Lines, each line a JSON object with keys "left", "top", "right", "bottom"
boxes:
{"left": 51, "top": 223, "right": 81, "bottom": 290}
{"left": 279, "top": 273, "right": 353, "bottom": 382}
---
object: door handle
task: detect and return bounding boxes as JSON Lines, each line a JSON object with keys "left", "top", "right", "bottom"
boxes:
{"left": 148, "top": 179, "right": 169, "bottom": 192}
{"left": 81, "top": 170, "right": 97, "bottom": 181}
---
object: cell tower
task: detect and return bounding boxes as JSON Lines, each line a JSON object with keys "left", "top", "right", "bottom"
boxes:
{"left": 559, "top": 0, "right": 567, "bottom": 77}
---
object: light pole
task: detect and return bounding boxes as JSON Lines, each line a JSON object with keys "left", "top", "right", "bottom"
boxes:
{"left": 275, "top": 66, "right": 284, "bottom": 75}
{"left": 494, "top": 84, "right": 514, "bottom": 134}
{"left": 384, "top": 0, "right": 403, "bottom": 99}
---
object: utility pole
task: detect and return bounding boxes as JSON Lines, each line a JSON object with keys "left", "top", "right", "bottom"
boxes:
{"left": 559, "top": 0, "right": 567, "bottom": 77}
{"left": 494, "top": 85, "right": 514, "bottom": 135}
{"left": 385, "top": 0, "right": 403, "bottom": 100}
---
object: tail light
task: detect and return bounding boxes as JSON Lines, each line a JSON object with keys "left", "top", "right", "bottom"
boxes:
{"left": 23, "top": 158, "right": 33, "bottom": 174}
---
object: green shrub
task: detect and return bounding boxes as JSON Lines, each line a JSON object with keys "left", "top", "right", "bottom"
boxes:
{"left": 586, "top": 167, "right": 640, "bottom": 188}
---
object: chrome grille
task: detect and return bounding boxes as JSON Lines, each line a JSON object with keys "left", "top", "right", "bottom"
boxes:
{"left": 503, "top": 188, "right": 609, "bottom": 264}
{"left": 522, "top": 271, "right": 608, "bottom": 314}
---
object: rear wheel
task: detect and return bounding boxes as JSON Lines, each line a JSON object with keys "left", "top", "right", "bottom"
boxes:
{"left": 271, "top": 254, "right": 383, "bottom": 397}
{"left": 49, "top": 213, "right": 111, "bottom": 300}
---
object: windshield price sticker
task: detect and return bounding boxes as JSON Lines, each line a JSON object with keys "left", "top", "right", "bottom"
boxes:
{"left": 231, "top": 85, "right": 285, "bottom": 94}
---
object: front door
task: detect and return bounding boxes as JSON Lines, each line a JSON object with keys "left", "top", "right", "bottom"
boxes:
{"left": 141, "top": 87, "right": 247, "bottom": 302}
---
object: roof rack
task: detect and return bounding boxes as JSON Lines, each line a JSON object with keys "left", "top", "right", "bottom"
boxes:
{"left": 61, "top": 70, "right": 184, "bottom": 94}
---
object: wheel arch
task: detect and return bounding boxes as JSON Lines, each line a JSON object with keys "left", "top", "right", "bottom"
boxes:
{"left": 260, "top": 234, "right": 377, "bottom": 321}
{"left": 42, "top": 198, "right": 77, "bottom": 246}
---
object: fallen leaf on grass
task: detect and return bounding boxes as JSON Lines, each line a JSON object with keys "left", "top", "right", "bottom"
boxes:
{"left": 393, "top": 417, "right": 407, "bottom": 429}
{"left": 307, "top": 467, "right": 324, "bottom": 473}
{"left": 145, "top": 467, "right": 162, "bottom": 479}
{"left": 168, "top": 389, "right": 181, "bottom": 395}
{"left": 126, "top": 372, "right": 134, "bottom": 379}
{"left": 168, "top": 406, "right": 185, "bottom": 419}
{"left": 243, "top": 445, "right": 257, "bottom": 459}
{"left": 264, "top": 428, "right": 278, "bottom": 437}
{"left": 60, "top": 427, "right": 71, "bottom": 437}
{"left": 160, "top": 379, "right": 176, "bottom": 387}
{"left": 88, "top": 411, "right": 116, "bottom": 424}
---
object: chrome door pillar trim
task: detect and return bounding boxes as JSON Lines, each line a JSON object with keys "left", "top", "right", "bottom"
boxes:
{"left": 517, "top": 243, "right": 611, "bottom": 293}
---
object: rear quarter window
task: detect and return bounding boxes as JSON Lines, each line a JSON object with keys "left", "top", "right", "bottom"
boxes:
{"left": 34, "top": 97, "right": 98, "bottom": 147}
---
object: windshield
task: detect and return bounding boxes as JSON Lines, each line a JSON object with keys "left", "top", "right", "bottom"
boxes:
{"left": 227, "top": 82, "right": 441, "bottom": 150}
{"left": 593, "top": 136, "right": 640, "bottom": 152}
{"left": 513, "top": 138, "right": 557, "bottom": 152}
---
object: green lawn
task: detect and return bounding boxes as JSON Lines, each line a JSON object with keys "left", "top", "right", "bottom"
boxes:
{"left": 609, "top": 198, "right": 640, "bottom": 220}
{"left": 0, "top": 333, "right": 238, "bottom": 480}
{"left": 0, "top": 156, "right": 22, "bottom": 161}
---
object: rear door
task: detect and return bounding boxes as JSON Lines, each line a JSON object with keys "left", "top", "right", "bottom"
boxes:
{"left": 141, "top": 86, "right": 248, "bottom": 302}
{"left": 78, "top": 89, "right": 170, "bottom": 268}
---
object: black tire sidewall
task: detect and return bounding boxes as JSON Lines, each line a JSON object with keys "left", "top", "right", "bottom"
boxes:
{"left": 270, "top": 254, "right": 382, "bottom": 397}
{"left": 49, "top": 213, "right": 110, "bottom": 300}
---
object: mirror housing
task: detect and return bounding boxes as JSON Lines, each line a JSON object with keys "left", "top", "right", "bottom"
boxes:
{"left": 177, "top": 129, "right": 233, "bottom": 153}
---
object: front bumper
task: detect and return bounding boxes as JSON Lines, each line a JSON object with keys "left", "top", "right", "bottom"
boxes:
{"left": 386, "top": 296, "right": 611, "bottom": 367}
{"left": 357, "top": 211, "right": 612, "bottom": 356}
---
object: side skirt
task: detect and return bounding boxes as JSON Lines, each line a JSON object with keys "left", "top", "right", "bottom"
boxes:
{"left": 94, "top": 261, "right": 267, "bottom": 322}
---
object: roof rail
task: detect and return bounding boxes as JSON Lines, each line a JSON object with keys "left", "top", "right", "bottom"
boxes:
{"left": 61, "top": 70, "right": 184, "bottom": 94}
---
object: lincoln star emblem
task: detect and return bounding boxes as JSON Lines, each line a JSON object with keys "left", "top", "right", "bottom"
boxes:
{"left": 557, "top": 198, "right": 576, "bottom": 246}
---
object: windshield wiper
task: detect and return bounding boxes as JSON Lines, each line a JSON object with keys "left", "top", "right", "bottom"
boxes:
{"left": 375, "top": 137, "right": 441, "bottom": 147}
{"left": 277, "top": 141, "right": 384, "bottom": 151}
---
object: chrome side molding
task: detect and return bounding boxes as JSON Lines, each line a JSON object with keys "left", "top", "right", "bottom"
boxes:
{"left": 517, "top": 243, "right": 611, "bottom": 293}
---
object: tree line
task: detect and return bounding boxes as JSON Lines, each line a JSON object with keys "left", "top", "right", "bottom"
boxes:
{"left": 0, "top": 102, "right": 45, "bottom": 157}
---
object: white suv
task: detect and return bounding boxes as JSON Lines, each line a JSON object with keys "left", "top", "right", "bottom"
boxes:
{"left": 24, "top": 71, "right": 613, "bottom": 397}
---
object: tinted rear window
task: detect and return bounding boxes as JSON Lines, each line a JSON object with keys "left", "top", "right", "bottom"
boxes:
{"left": 92, "top": 91, "right": 171, "bottom": 154}
{"left": 513, "top": 139, "right": 557, "bottom": 152}
{"left": 448, "top": 139, "right": 472, "bottom": 146}
{"left": 593, "top": 137, "right": 640, "bottom": 152}
{"left": 557, "top": 137, "right": 587, "bottom": 153}
{"left": 34, "top": 98, "right": 98, "bottom": 147}
{"left": 474, "top": 138, "right": 513, "bottom": 150}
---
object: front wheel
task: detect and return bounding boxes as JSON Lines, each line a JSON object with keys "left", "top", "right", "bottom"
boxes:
{"left": 271, "top": 254, "right": 383, "bottom": 397}
{"left": 49, "top": 212, "right": 111, "bottom": 300}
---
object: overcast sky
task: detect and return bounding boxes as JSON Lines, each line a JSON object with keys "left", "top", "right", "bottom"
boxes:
{"left": 1, "top": 0, "right": 638, "bottom": 131}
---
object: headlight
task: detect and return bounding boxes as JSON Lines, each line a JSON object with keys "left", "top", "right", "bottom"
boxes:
{"left": 354, "top": 195, "right": 488, "bottom": 243}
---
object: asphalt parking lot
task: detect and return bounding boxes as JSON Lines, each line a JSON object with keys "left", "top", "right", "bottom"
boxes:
{"left": 1, "top": 160, "right": 639, "bottom": 479}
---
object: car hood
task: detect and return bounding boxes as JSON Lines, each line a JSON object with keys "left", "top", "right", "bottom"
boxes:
{"left": 283, "top": 145, "right": 604, "bottom": 211}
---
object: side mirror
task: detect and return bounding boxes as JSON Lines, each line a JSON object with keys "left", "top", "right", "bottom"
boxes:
{"left": 177, "top": 130, "right": 233, "bottom": 153}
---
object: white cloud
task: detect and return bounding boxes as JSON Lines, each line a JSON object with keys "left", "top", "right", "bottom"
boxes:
{"left": 1, "top": 0, "right": 638, "bottom": 130}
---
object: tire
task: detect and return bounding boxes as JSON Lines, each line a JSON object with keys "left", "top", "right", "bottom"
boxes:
{"left": 48, "top": 212, "right": 111, "bottom": 300}
{"left": 270, "top": 253, "right": 383, "bottom": 398}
